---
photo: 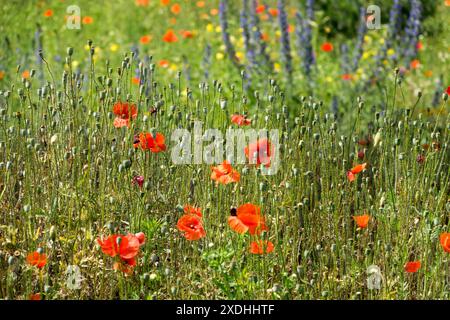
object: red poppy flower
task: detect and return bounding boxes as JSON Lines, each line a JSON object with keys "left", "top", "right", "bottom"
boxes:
{"left": 163, "top": 29, "right": 178, "bottom": 43}
{"left": 211, "top": 160, "right": 240, "bottom": 185}
{"left": 82, "top": 16, "right": 93, "bottom": 24}
{"left": 446, "top": 86, "right": 450, "bottom": 95}
{"left": 161, "top": 0, "right": 170, "bottom": 5}
{"left": 171, "top": 3, "right": 181, "bottom": 14}
{"left": 231, "top": 114, "right": 251, "bottom": 126}
{"left": 321, "top": 42, "right": 333, "bottom": 52}
{"left": 352, "top": 214, "right": 370, "bottom": 229}
{"left": 27, "top": 251, "right": 47, "bottom": 269}
{"left": 43, "top": 9, "right": 53, "bottom": 17}
{"left": 268, "top": 8, "right": 278, "bottom": 17}
{"left": 245, "top": 138, "right": 273, "bottom": 167}
{"left": 181, "top": 30, "right": 194, "bottom": 39}
{"left": 184, "top": 205, "right": 202, "bottom": 217}
{"left": 113, "top": 102, "right": 137, "bottom": 128}
{"left": 140, "top": 35, "right": 152, "bottom": 44}
{"left": 404, "top": 261, "right": 421, "bottom": 273}
{"left": 136, "top": 0, "right": 150, "bottom": 6}
{"left": 341, "top": 74, "right": 353, "bottom": 81}
{"left": 177, "top": 214, "right": 206, "bottom": 240}
{"left": 159, "top": 59, "right": 170, "bottom": 68}
{"left": 228, "top": 203, "right": 267, "bottom": 235}
{"left": 346, "top": 163, "right": 367, "bottom": 182}
{"left": 29, "top": 293, "right": 41, "bottom": 300}
{"left": 440, "top": 233, "right": 450, "bottom": 253}
{"left": 97, "top": 232, "right": 145, "bottom": 273}
{"left": 256, "top": 4, "right": 265, "bottom": 14}
{"left": 410, "top": 59, "right": 420, "bottom": 69}
{"left": 250, "top": 240, "right": 274, "bottom": 254}
{"left": 133, "top": 132, "right": 166, "bottom": 153}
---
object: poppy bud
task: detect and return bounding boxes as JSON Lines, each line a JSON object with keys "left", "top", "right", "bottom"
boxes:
{"left": 67, "top": 47, "right": 73, "bottom": 56}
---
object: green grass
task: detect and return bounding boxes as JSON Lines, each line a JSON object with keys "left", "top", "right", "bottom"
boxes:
{"left": 0, "top": 0, "right": 449, "bottom": 300}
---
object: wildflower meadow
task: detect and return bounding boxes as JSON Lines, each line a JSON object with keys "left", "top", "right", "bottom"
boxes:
{"left": 0, "top": 0, "right": 449, "bottom": 302}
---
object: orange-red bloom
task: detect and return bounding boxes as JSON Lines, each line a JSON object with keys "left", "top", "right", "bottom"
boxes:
{"left": 244, "top": 138, "right": 272, "bottom": 167}
{"left": 27, "top": 251, "right": 47, "bottom": 268}
{"left": 161, "top": 0, "right": 170, "bottom": 5}
{"left": 184, "top": 205, "right": 202, "bottom": 217}
{"left": 29, "top": 293, "right": 41, "bottom": 300}
{"left": 250, "top": 240, "right": 274, "bottom": 254}
{"left": 256, "top": 4, "right": 265, "bottom": 14}
{"left": 43, "top": 9, "right": 53, "bottom": 17}
{"left": 171, "top": 3, "right": 181, "bottom": 14}
{"left": 177, "top": 214, "right": 206, "bottom": 240}
{"left": 404, "top": 261, "right": 421, "bottom": 273}
{"left": 353, "top": 214, "right": 370, "bottom": 229}
{"left": 446, "top": 86, "right": 450, "bottom": 96}
{"left": 113, "top": 102, "right": 137, "bottom": 128}
{"left": 181, "top": 30, "right": 194, "bottom": 39}
{"left": 159, "top": 59, "right": 170, "bottom": 68}
{"left": 97, "top": 233, "right": 145, "bottom": 268}
{"left": 268, "top": 8, "right": 279, "bottom": 17}
{"left": 163, "top": 29, "right": 178, "bottom": 43}
{"left": 228, "top": 203, "right": 267, "bottom": 235}
{"left": 321, "top": 42, "right": 333, "bottom": 52}
{"left": 82, "top": 16, "right": 93, "bottom": 24}
{"left": 231, "top": 113, "right": 251, "bottom": 126}
{"left": 410, "top": 59, "right": 420, "bottom": 69}
{"left": 440, "top": 233, "right": 450, "bottom": 253}
{"left": 133, "top": 132, "right": 166, "bottom": 152}
{"left": 347, "top": 163, "right": 367, "bottom": 182}
{"left": 140, "top": 34, "right": 152, "bottom": 44}
{"left": 211, "top": 160, "right": 240, "bottom": 185}
{"left": 135, "top": 0, "right": 150, "bottom": 6}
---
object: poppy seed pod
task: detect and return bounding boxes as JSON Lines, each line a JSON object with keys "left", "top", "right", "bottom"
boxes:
{"left": 67, "top": 47, "right": 73, "bottom": 56}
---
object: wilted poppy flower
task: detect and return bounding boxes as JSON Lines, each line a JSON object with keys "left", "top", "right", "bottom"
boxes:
{"left": 211, "top": 160, "right": 240, "bottom": 185}
{"left": 43, "top": 9, "right": 53, "bottom": 17}
{"left": 140, "top": 35, "right": 152, "bottom": 44}
{"left": 404, "top": 261, "right": 421, "bottom": 273}
{"left": 132, "top": 175, "right": 144, "bottom": 188}
{"left": 163, "top": 29, "right": 178, "bottom": 43}
{"left": 177, "top": 214, "right": 206, "bottom": 240}
{"left": 440, "top": 233, "right": 450, "bottom": 253}
{"left": 347, "top": 163, "right": 367, "bottom": 182}
{"left": 82, "top": 16, "right": 93, "bottom": 24}
{"left": 113, "top": 102, "right": 137, "bottom": 128}
{"left": 133, "top": 132, "right": 166, "bottom": 153}
{"left": 171, "top": 3, "right": 181, "bottom": 14}
{"left": 416, "top": 154, "right": 425, "bottom": 164}
{"left": 97, "top": 233, "right": 145, "bottom": 269}
{"left": 245, "top": 138, "right": 272, "bottom": 167}
{"left": 231, "top": 114, "right": 251, "bottom": 126}
{"left": 228, "top": 203, "right": 267, "bottom": 235}
{"left": 352, "top": 214, "right": 370, "bottom": 229}
{"left": 357, "top": 150, "right": 365, "bottom": 160}
{"left": 321, "top": 42, "right": 333, "bottom": 52}
{"left": 250, "top": 240, "right": 274, "bottom": 254}
{"left": 184, "top": 205, "right": 202, "bottom": 217}
{"left": 27, "top": 251, "right": 47, "bottom": 268}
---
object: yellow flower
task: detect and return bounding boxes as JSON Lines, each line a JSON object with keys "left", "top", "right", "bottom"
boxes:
{"left": 364, "top": 35, "right": 372, "bottom": 44}
{"left": 325, "top": 76, "right": 333, "bottom": 83}
{"left": 84, "top": 44, "right": 90, "bottom": 51}
{"left": 216, "top": 52, "right": 224, "bottom": 60}
{"left": 383, "top": 60, "right": 388, "bottom": 66}
{"left": 206, "top": 24, "right": 214, "bottom": 32}
{"left": 72, "top": 60, "right": 80, "bottom": 68}
{"left": 362, "top": 52, "right": 370, "bottom": 60}
{"left": 110, "top": 44, "right": 119, "bottom": 52}
{"left": 275, "top": 30, "right": 281, "bottom": 37}
{"left": 324, "top": 27, "right": 331, "bottom": 33}
{"left": 169, "top": 64, "right": 178, "bottom": 72}
{"left": 236, "top": 51, "right": 244, "bottom": 61}
{"left": 379, "top": 38, "right": 385, "bottom": 45}
{"left": 215, "top": 26, "right": 222, "bottom": 33}
{"left": 387, "top": 48, "right": 395, "bottom": 56}
{"left": 274, "top": 63, "right": 281, "bottom": 72}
